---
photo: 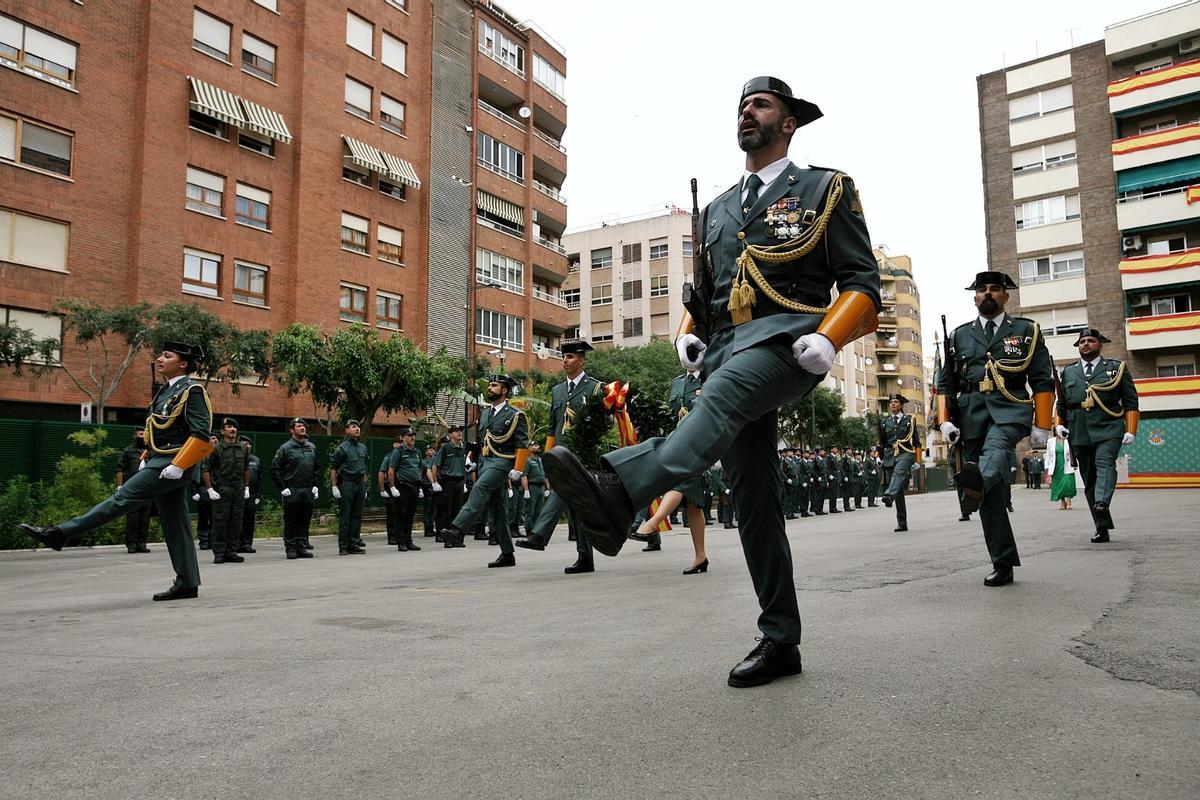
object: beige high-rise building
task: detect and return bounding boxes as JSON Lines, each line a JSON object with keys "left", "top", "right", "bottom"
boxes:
{"left": 871, "top": 247, "right": 925, "bottom": 418}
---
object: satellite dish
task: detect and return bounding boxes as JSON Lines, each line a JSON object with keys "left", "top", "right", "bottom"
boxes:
{"left": 536, "top": 347, "right": 550, "bottom": 360}
{"left": 518, "top": 106, "right": 532, "bottom": 119}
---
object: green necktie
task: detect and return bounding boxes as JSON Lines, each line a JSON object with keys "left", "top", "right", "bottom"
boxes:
{"left": 985, "top": 320, "right": 996, "bottom": 341}
{"left": 743, "top": 174, "right": 763, "bottom": 218}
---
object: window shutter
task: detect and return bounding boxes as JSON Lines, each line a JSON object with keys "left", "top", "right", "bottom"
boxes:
{"left": 12, "top": 213, "right": 68, "bottom": 270}
{"left": 242, "top": 33, "right": 275, "bottom": 62}
{"left": 20, "top": 123, "right": 71, "bottom": 160}
{"left": 236, "top": 183, "right": 271, "bottom": 205}
{"left": 24, "top": 28, "right": 77, "bottom": 70}
{"left": 341, "top": 212, "right": 369, "bottom": 233}
{"left": 346, "top": 12, "right": 373, "bottom": 55}
{"left": 0, "top": 15, "right": 22, "bottom": 51}
{"left": 193, "top": 9, "right": 231, "bottom": 55}
{"left": 187, "top": 167, "right": 224, "bottom": 192}
{"left": 381, "top": 33, "right": 406, "bottom": 73}
{"left": 378, "top": 224, "right": 403, "bottom": 246}
{"left": 345, "top": 77, "right": 371, "bottom": 110}
{"left": 0, "top": 115, "right": 15, "bottom": 161}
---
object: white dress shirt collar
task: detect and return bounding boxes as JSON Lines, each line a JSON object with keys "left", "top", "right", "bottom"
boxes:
{"left": 741, "top": 157, "right": 792, "bottom": 201}
{"left": 167, "top": 374, "right": 187, "bottom": 387}
{"left": 978, "top": 312, "right": 1007, "bottom": 330}
{"left": 1081, "top": 356, "right": 1102, "bottom": 370}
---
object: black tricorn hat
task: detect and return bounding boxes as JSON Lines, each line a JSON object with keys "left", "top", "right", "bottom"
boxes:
{"left": 740, "top": 77, "right": 823, "bottom": 128}
{"left": 965, "top": 271, "right": 1018, "bottom": 290}
{"left": 1072, "top": 328, "right": 1111, "bottom": 345}
{"left": 560, "top": 338, "right": 594, "bottom": 355}
{"left": 888, "top": 393, "right": 908, "bottom": 404}
{"left": 161, "top": 341, "right": 204, "bottom": 361}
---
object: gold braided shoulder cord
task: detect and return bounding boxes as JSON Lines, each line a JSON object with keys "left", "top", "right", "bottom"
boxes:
{"left": 728, "top": 173, "right": 845, "bottom": 321}
{"left": 983, "top": 323, "right": 1042, "bottom": 405}
{"left": 146, "top": 383, "right": 213, "bottom": 455}
{"left": 894, "top": 415, "right": 916, "bottom": 455}
{"left": 1084, "top": 362, "right": 1127, "bottom": 418}
{"left": 483, "top": 410, "right": 523, "bottom": 459}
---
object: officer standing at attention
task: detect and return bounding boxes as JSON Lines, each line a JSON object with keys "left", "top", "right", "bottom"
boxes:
{"left": 542, "top": 77, "right": 881, "bottom": 687}
{"left": 330, "top": 420, "right": 369, "bottom": 555}
{"left": 780, "top": 448, "right": 798, "bottom": 519}
{"left": 811, "top": 447, "right": 828, "bottom": 515}
{"left": 846, "top": 448, "right": 864, "bottom": 509}
{"left": 514, "top": 340, "right": 603, "bottom": 574}
{"left": 1055, "top": 329, "right": 1139, "bottom": 543}
{"left": 825, "top": 445, "right": 844, "bottom": 514}
{"left": 193, "top": 432, "right": 218, "bottom": 550}
{"left": 21, "top": 342, "right": 213, "bottom": 601}
{"left": 429, "top": 426, "right": 468, "bottom": 535}
{"left": 521, "top": 442, "right": 548, "bottom": 539}
{"left": 115, "top": 429, "right": 152, "bottom": 554}
{"left": 1027, "top": 450, "right": 1045, "bottom": 490}
{"left": 387, "top": 427, "right": 424, "bottom": 552}
{"left": 239, "top": 436, "right": 260, "bottom": 553}
{"left": 440, "top": 375, "right": 529, "bottom": 568}
{"left": 937, "top": 271, "right": 1054, "bottom": 586}
{"left": 420, "top": 445, "right": 437, "bottom": 538}
{"left": 880, "top": 393, "right": 923, "bottom": 532}
{"left": 272, "top": 418, "right": 319, "bottom": 559}
{"left": 202, "top": 416, "right": 249, "bottom": 564}
{"left": 864, "top": 447, "right": 881, "bottom": 506}
{"left": 796, "top": 450, "right": 813, "bottom": 517}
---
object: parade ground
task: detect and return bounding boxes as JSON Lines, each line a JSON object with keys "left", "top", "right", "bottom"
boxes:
{"left": 1, "top": 488, "right": 1197, "bottom": 800}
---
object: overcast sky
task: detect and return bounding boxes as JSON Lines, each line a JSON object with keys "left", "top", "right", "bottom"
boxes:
{"left": 498, "top": 0, "right": 1174, "bottom": 350}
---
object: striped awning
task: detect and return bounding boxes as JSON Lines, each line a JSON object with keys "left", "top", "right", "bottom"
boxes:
{"left": 241, "top": 97, "right": 292, "bottom": 143}
{"left": 379, "top": 150, "right": 421, "bottom": 189}
{"left": 343, "top": 136, "right": 389, "bottom": 175}
{"left": 477, "top": 189, "right": 523, "bottom": 225}
{"left": 188, "top": 76, "right": 245, "bottom": 126}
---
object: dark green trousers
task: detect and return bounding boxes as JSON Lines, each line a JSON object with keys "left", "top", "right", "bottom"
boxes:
{"left": 1073, "top": 437, "right": 1122, "bottom": 532}
{"left": 524, "top": 483, "right": 546, "bottom": 533}
{"left": 211, "top": 486, "right": 245, "bottom": 558}
{"left": 603, "top": 335, "right": 817, "bottom": 644}
{"left": 865, "top": 475, "right": 878, "bottom": 504}
{"left": 452, "top": 464, "right": 513, "bottom": 554}
{"left": 337, "top": 480, "right": 366, "bottom": 549}
{"left": 529, "top": 491, "right": 591, "bottom": 559}
{"left": 963, "top": 423, "right": 1026, "bottom": 568}
{"left": 884, "top": 452, "right": 915, "bottom": 527}
{"left": 57, "top": 464, "right": 200, "bottom": 588}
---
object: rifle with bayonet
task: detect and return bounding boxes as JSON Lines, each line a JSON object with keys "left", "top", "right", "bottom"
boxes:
{"left": 681, "top": 177, "right": 711, "bottom": 344}
{"left": 940, "top": 315, "right": 962, "bottom": 471}
{"left": 1052, "top": 362, "right": 1077, "bottom": 468}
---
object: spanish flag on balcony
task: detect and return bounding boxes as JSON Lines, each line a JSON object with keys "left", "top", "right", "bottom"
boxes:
{"left": 1108, "top": 58, "right": 1200, "bottom": 97}
{"left": 1112, "top": 122, "right": 1200, "bottom": 156}
{"left": 1135, "top": 375, "right": 1200, "bottom": 397}
{"left": 1119, "top": 248, "right": 1200, "bottom": 273}
{"left": 1127, "top": 311, "right": 1200, "bottom": 335}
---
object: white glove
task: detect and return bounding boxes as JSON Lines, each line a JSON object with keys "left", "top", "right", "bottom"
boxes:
{"left": 508, "top": 469, "right": 522, "bottom": 481}
{"left": 843, "top": 477, "right": 848, "bottom": 483}
{"left": 785, "top": 479, "right": 793, "bottom": 485}
{"left": 311, "top": 487, "right": 319, "bottom": 499}
{"left": 418, "top": 489, "right": 424, "bottom": 499}
{"left": 191, "top": 492, "right": 200, "bottom": 501}
{"left": 389, "top": 486, "right": 400, "bottom": 497}
{"left": 380, "top": 490, "right": 388, "bottom": 498}
{"left": 543, "top": 489, "right": 550, "bottom": 497}
{"left": 523, "top": 489, "right": 531, "bottom": 499}
{"left": 724, "top": 489, "right": 731, "bottom": 495}
{"left": 465, "top": 459, "right": 475, "bottom": 471}
{"left": 507, "top": 488, "right": 514, "bottom": 498}
{"left": 281, "top": 488, "right": 292, "bottom": 497}
{"left": 138, "top": 459, "right": 147, "bottom": 471}
{"left": 331, "top": 485, "right": 342, "bottom": 500}
{"left": 161, "top": 464, "right": 184, "bottom": 481}
{"left": 801, "top": 482, "right": 807, "bottom": 488}
{"left": 431, "top": 482, "right": 443, "bottom": 493}
{"left": 254, "top": 497, "right": 260, "bottom": 505}
{"left": 1122, "top": 432, "right": 1135, "bottom": 446}
{"left": 675, "top": 333, "right": 707, "bottom": 371}
{"left": 939, "top": 421, "right": 960, "bottom": 443}
{"left": 206, "top": 487, "right": 221, "bottom": 501}
{"left": 1030, "top": 427, "right": 1049, "bottom": 448}
{"left": 463, "top": 484, "right": 468, "bottom": 494}
{"left": 1055, "top": 424, "right": 1070, "bottom": 438}
{"left": 243, "top": 487, "right": 250, "bottom": 499}
{"left": 791, "top": 333, "right": 836, "bottom": 374}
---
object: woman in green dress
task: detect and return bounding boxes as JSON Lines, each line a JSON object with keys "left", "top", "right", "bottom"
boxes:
{"left": 1046, "top": 430, "right": 1077, "bottom": 510}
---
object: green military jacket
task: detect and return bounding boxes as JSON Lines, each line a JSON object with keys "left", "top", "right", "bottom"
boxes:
{"left": 846, "top": 457, "right": 863, "bottom": 485}
{"left": 432, "top": 441, "right": 467, "bottom": 478}
{"left": 780, "top": 456, "right": 797, "bottom": 484}
{"left": 863, "top": 456, "right": 880, "bottom": 478}
{"left": 1060, "top": 356, "right": 1139, "bottom": 446}
{"left": 548, "top": 373, "right": 603, "bottom": 440}
{"left": 812, "top": 455, "right": 828, "bottom": 487}
{"left": 330, "top": 438, "right": 369, "bottom": 479}
{"left": 478, "top": 402, "right": 529, "bottom": 472}
{"left": 144, "top": 376, "right": 213, "bottom": 473}
{"left": 1027, "top": 455, "right": 1044, "bottom": 475}
{"left": 799, "top": 458, "right": 814, "bottom": 489}
{"left": 116, "top": 443, "right": 144, "bottom": 482}
{"left": 271, "top": 437, "right": 318, "bottom": 490}
{"left": 525, "top": 455, "right": 545, "bottom": 483}
{"left": 419, "top": 456, "right": 435, "bottom": 486}
{"left": 246, "top": 454, "right": 262, "bottom": 500}
{"left": 388, "top": 444, "right": 422, "bottom": 483}
{"left": 697, "top": 162, "right": 880, "bottom": 355}
{"left": 668, "top": 372, "right": 703, "bottom": 426}
{"left": 938, "top": 314, "right": 1054, "bottom": 435}
{"left": 205, "top": 438, "right": 248, "bottom": 489}
{"left": 881, "top": 413, "right": 923, "bottom": 468}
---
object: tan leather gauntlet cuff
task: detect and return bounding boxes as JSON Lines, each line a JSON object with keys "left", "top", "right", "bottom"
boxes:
{"left": 543, "top": 436, "right": 555, "bottom": 451}
{"left": 936, "top": 395, "right": 950, "bottom": 426}
{"left": 1033, "top": 391, "right": 1055, "bottom": 430}
{"left": 816, "top": 291, "right": 879, "bottom": 349}
{"left": 171, "top": 435, "right": 214, "bottom": 471}
{"left": 513, "top": 448, "right": 530, "bottom": 472}
{"left": 1125, "top": 410, "right": 1140, "bottom": 435}
{"left": 675, "top": 310, "right": 694, "bottom": 338}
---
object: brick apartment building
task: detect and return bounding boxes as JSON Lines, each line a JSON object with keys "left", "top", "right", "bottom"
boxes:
{"left": 871, "top": 247, "right": 924, "bottom": 420}
{"left": 977, "top": 1, "right": 1200, "bottom": 487}
{"left": 0, "top": 0, "right": 566, "bottom": 430}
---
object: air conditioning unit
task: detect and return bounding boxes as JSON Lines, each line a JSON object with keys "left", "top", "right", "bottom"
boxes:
{"left": 1130, "top": 292, "right": 1151, "bottom": 307}
{"left": 1122, "top": 235, "right": 1143, "bottom": 253}
{"left": 1181, "top": 37, "right": 1200, "bottom": 55}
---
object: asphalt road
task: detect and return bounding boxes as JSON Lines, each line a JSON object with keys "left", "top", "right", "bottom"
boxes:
{"left": 1, "top": 487, "right": 1197, "bottom": 800}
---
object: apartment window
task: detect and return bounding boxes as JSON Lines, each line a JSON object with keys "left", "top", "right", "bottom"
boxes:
{"left": 1015, "top": 195, "right": 1080, "bottom": 230}
{"left": 476, "top": 132, "right": 523, "bottom": 183}
{"left": 1152, "top": 294, "right": 1191, "bottom": 315}
{"left": 343, "top": 163, "right": 370, "bottom": 186}
{"left": 0, "top": 15, "right": 78, "bottom": 88}
{"left": 238, "top": 129, "right": 274, "bottom": 157}
{"left": 379, "top": 178, "right": 406, "bottom": 200}
{"left": 1, "top": 306, "right": 61, "bottom": 361}
{"left": 189, "top": 108, "right": 227, "bottom": 139}
{"left": 345, "top": 76, "right": 372, "bottom": 119}
{"left": 478, "top": 20, "right": 524, "bottom": 75}
{"left": 475, "top": 308, "right": 525, "bottom": 349}
{"left": 1011, "top": 139, "right": 1077, "bottom": 174}
{"left": 1, "top": 114, "right": 73, "bottom": 176}
{"left": 252, "top": 0, "right": 278, "bottom": 10}
{"left": 382, "top": 32, "right": 406, "bottom": 74}
{"left": 339, "top": 283, "right": 368, "bottom": 322}
{"left": 1008, "top": 84, "right": 1072, "bottom": 122}
{"left": 1138, "top": 115, "right": 1177, "bottom": 135}
{"left": 385, "top": 0, "right": 407, "bottom": 10}
{"left": 622, "top": 279, "right": 642, "bottom": 301}
{"left": 0, "top": 208, "right": 69, "bottom": 271}
{"left": 378, "top": 224, "right": 404, "bottom": 264}
{"left": 235, "top": 183, "right": 270, "bottom": 230}
{"left": 183, "top": 248, "right": 221, "bottom": 297}
{"left": 376, "top": 291, "right": 402, "bottom": 329}
{"left": 1156, "top": 355, "right": 1196, "bottom": 377}
{"left": 185, "top": 167, "right": 224, "bottom": 216}
{"left": 682, "top": 237, "right": 693, "bottom": 257}
{"left": 622, "top": 242, "right": 642, "bottom": 263}
{"left": 192, "top": 9, "right": 231, "bottom": 61}
{"left": 1148, "top": 235, "right": 1188, "bottom": 255}
{"left": 346, "top": 12, "right": 373, "bottom": 57}
{"left": 650, "top": 275, "right": 670, "bottom": 298}
{"left": 1134, "top": 56, "right": 1173, "bottom": 75}
{"left": 561, "top": 288, "right": 580, "bottom": 308}
{"left": 241, "top": 33, "right": 275, "bottom": 81}
{"left": 592, "top": 333, "right": 614, "bottom": 343}
{"left": 649, "top": 237, "right": 668, "bottom": 260}
{"left": 591, "top": 284, "right": 613, "bottom": 306}
{"left": 381, "top": 95, "right": 406, "bottom": 135}
{"left": 590, "top": 247, "right": 612, "bottom": 269}
{"left": 233, "top": 260, "right": 268, "bottom": 306}
{"left": 533, "top": 54, "right": 565, "bottom": 99}
{"left": 623, "top": 317, "right": 644, "bottom": 338}
{"left": 341, "top": 212, "right": 369, "bottom": 254}
{"left": 476, "top": 248, "right": 524, "bottom": 293}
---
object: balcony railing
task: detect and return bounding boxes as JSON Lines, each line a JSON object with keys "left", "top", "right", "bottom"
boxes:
{"left": 537, "top": 236, "right": 566, "bottom": 255}
{"left": 478, "top": 99, "right": 525, "bottom": 132}
{"left": 477, "top": 158, "right": 524, "bottom": 185}
{"left": 533, "top": 128, "right": 566, "bottom": 154}
{"left": 533, "top": 288, "right": 567, "bottom": 306}
{"left": 476, "top": 214, "right": 525, "bottom": 240}
{"left": 534, "top": 179, "right": 566, "bottom": 204}
{"left": 478, "top": 44, "right": 525, "bottom": 78}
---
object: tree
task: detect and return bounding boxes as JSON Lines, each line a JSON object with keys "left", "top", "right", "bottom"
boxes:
{"left": 0, "top": 320, "right": 60, "bottom": 376}
{"left": 150, "top": 302, "right": 271, "bottom": 390}
{"left": 50, "top": 299, "right": 156, "bottom": 420}
{"left": 837, "top": 415, "right": 876, "bottom": 451}
{"left": 778, "top": 385, "right": 844, "bottom": 448}
{"left": 271, "top": 324, "right": 462, "bottom": 437}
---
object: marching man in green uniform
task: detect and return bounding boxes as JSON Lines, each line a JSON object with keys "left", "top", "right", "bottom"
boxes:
{"left": 1055, "top": 328, "right": 1140, "bottom": 543}
{"left": 21, "top": 342, "right": 213, "bottom": 601}
{"left": 514, "top": 340, "right": 603, "bottom": 574}
{"left": 937, "top": 271, "right": 1055, "bottom": 587}
{"left": 387, "top": 427, "right": 424, "bottom": 552}
{"left": 271, "top": 418, "right": 319, "bottom": 560}
{"left": 202, "top": 416, "right": 249, "bottom": 564}
{"left": 521, "top": 442, "right": 548, "bottom": 538}
{"left": 880, "top": 393, "right": 923, "bottom": 532}
{"left": 440, "top": 375, "right": 530, "bottom": 568}
{"left": 543, "top": 77, "right": 881, "bottom": 687}
{"left": 330, "top": 419, "right": 369, "bottom": 555}
{"left": 115, "top": 429, "right": 152, "bottom": 554}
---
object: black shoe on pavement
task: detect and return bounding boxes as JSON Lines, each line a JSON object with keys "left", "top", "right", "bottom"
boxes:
{"left": 642, "top": 542, "right": 661, "bottom": 552}
{"left": 405, "top": 541, "right": 421, "bottom": 551}
{"left": 542, "top": 446, "right": 635, "bottom": 558}
{"left": 894, "top": 526, "right": 908, "bottom": 532}
{"left": 727, "top": 637, "right": 802, "bottom": 688}
{"left": 236, "top": 546, "right": 255, "bottom": 553}
{"left": 800, "top": 513, "right": 811, "bottom": 518}
{"left": 724, "top": 523, "right": 736, "bottom": 529}
{"left": 213, "top": 556, "right": 225, "bottom": 564}
{"left": 440, "top": 527, "right": 466, "bottom": 548}
{"left": 396, "top": 542, "right": 408, "bottom": 552}
{"left": 295, "top": 549, "right": 314, "bottom": 559}
{"left": 564, "top": 559, "right": 595, "bottom": 574}
{"left": 224, "top": 553, "right": 245, "bottom": 563}
{"left": 1091, "top": 530, "right": 1110, "bottom": 543}
{"left": 136, "top": 545, "right": 152, "bottom": 553}
{"left": 474, "top": 533, "right": 491, "bottom": 541}
{"left": 286, "top": 550, "right": 298, "bottom": 559}
{"left": 153, "top": 582, "right": 198, "bottom": 601}
{"left": 488, "top": 552, "right": 516, "bottom": 568}
{"left": 959, "top": 514, "right": 971, "bottom": 522}
{"left": 127, "top": 547, "right": 138, "bottom": 554}
{"left": 984, "top": 565, "right": 1014, "bottom": 587}
{"left": 303, "top": 541, "right": 314, "bottom": 550}
{"left": 20, "top": 524, "right": 67, "bottom": 551}
{"left": 515, "top": 537, "right": 545, "bottom": 551}
{"left": 348, "top": 546, "right": 365, "bottom": 554}
{"left": 881, "top": 495, "right": 894, "bottom": 508}
{"left": 339, "top": 549, "right": 349, "bottom": 555}
{"left": 814, "top": 511, "right": 826, "bottom": 516}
